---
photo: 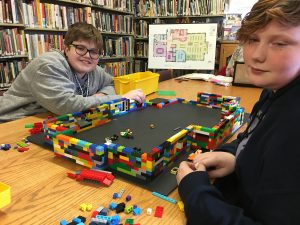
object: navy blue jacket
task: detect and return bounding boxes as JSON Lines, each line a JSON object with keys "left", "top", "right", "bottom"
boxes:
{"left": 178, "top": 76, "right": 300, "bottom": 225}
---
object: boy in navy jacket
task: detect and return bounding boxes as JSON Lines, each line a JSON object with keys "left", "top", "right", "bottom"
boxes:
{"left": 177, "top": 1, "right": 300, "bottom": 224}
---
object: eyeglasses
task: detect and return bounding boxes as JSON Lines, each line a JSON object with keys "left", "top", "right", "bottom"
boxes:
{"left": 69, "top": 44, "right": 100, "bottom": 60}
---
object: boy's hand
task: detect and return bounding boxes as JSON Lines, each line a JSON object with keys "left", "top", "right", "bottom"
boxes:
{"left": 176, "top": 161, "right": 206, "bottom": 185}
{"left": 193, "top": 151, "right": 236, "bottom": 179}
{"left": 122, "top": 89, "right": 146, "bottom": 103}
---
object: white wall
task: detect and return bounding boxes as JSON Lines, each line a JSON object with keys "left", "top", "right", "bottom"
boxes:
{"left": 226, "top": 0, "right": 258, "bottom": 17}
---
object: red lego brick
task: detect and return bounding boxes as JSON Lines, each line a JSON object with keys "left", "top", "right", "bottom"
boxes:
{"left": 154, "top": 206, "right": 164, "bottom": 218}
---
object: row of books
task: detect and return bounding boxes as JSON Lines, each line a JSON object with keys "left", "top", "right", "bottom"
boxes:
{"left": 21, "top": 1, "right": 136, "bottom": 32}
{"left": 135, "top": 0, "right": 225, "bottom": 17}
{"left": 135, "top": 20, "right": 148, "bottom": 37}
{"left": 223, "top": 14, "right": 242, "bottom": 41}
{"left": 0, "top": 59, "right": 26, "bottom": 89}
{"left": 69, "top": 0, "right": 91, "bottom": 4}
{"left": 0, "top": 0, "right": 20, "bottom": 24}
{"left": 92, "top": 0, "right": 133, "bottom": 12}
{"left": 92, "top": 12, "right": 133, "bottom": 34}
{"left": 103, "top": 36, "right": 133, "bottom": 57}
{"left": 0, "top": 28, "right": 136, "bottom": 59}
{"left": 134, "top": 59, "right": 148, "bottom": 72}
{"left": 21, "top": 1, "right": 92, "bottom": 29}
{"left": 0, "top": 28, "right": 26, "bottom": 56}
{"left": 135, "top": 41, "right": 148, "bottom": 57}
{"left": 100, "top": 60, "right": 133, "bottom": 77}
{"left": 25, "top": 34, "right": 64, "bottom": 60}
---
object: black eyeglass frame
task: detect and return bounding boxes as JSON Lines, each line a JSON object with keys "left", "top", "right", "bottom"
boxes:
{"left": 69, "top": 44, "right": 100, "bottom": 60}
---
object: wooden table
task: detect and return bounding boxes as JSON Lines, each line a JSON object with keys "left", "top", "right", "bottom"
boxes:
{"left": 0, "top": 79, "right": 262, "bottom": 225}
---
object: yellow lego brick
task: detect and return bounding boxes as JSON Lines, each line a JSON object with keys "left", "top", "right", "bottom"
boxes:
{"left": 146, "top": 161, "right": 153, "bottom": 170}
{"left": 177, "top": 201, "right": 184, "bottom": 211}
{"left": 0, "top": 182, "right": 11, "bottom": 209}
{"left": 167, "top": 130, "right": 188, "bottom": 143}
{"left": 120, "top": 155, "right": 129, "bottom": 161}
{"left": 108, "top": 152, "right": 114, "bottom": 159}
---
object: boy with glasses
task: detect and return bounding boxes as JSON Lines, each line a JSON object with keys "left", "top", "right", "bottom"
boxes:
{"left": 0, "top": 22, "right": 145, "bottom": 122}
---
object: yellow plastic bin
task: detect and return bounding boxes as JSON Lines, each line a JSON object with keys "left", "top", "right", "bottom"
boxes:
{"left": 114, "top": 71, "right": 159, "bottom": 95}
{"left": 0, "top": 182, "right": 11, "bottom": 208}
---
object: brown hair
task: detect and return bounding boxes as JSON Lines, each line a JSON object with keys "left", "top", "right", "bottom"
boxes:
{"left": 64, "top": 22, "right": 103, "bottom": 50}
{"left": 237, "top": 0, "right": 300, "bottom": 43}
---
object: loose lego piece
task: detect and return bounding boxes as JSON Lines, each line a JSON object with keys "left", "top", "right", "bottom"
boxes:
{"left": 177, "top": 200, "right": 184, "bottom": 212}
{"left": 157, "top": 90, "right": 176, "bottom": 96}
{"left": 125, "top": 195, "right": 131, "bottom": 202}
{"left": 154, "top": 206, "right": 164, "bottom": 218}
{"left": 120, "top": 129, "right": 133, "bottom": 139}
{"left": 17, "top": 141, "right": 28, "bottom": 148}
{"left": 0, "top": 144, "right": 11, "bottom": 151}
{"left": 28, "top": 122, "right": 43, "bottom": 134}
{"left": 109, "top": 202, "right": 117, "bottom": 210}
{"left": 17, "top": 147, "right": 30, "bottom": 152}
{"left": 94, "top": 214, "right": 120, "bottom": 225}
{"left": 105, "top": 137, "right": 112, "bottom": 145}
{"left": 146, "top": 208, "right": 152, "bottom": 215}
{"left": 124, "top": 205, "right": 133, "bottom": 214}
{"left": 173, "top": 126, "right": 181, "bottom": 131}
{"left": 60, "top": 219, "right": 68, "bottom": 225}
{"left": 25, "top": 124, "right": 34, "bottom": 128}
{"left": 0, "top": 182, "right": 11, "bottom": 208}
{"left": 133, "top": 207, "right": 142, "bottom": 216}
{"left": 152, "top": 191, "right": 177, "bottom": 204}
{"left": 60, "top": 216, "right": 86, "bottom": 225}
{"left": 170, "top": 167, "right": 179, "bottom": 175}
{"left": 187, "top": 149, "right": 202, "bottom": 161}
{"left": 115, "top": 202, "right": 125, "bottom": 213}
{"left": 112, "top": 192, "right": 119, "bottom": 199}
{"left": 79, "top": 203, "right": 92, "bottom": 211}
{"left": 118, "top": 188, "right": 125, "bottom": 198}
{"left": 99, "top": 207, "right": 109, "bottom": 216}
{"left": 110, "top": 134, "right": 118, "bottom": 141}
{"left": 125, "top": 218, "right": 134, "bottom": 225}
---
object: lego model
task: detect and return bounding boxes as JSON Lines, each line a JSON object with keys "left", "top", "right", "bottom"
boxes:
{"left": 67, "top": 169, "right": 115, "bottom": 186}
{"left": 43, "top": 93, "right": 244, "bottom": 182}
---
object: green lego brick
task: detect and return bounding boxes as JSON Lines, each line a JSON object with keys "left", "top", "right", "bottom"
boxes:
{"left": 125, "top": 218, "right": 134, "bottom": 225}
{"left": 60, "top": 130, "right": 74, "bottom": 136}
{"left": 200, "top": 127, "right": 215, "bottom": 133}
{"left": 17, "top": 141, "right": 28, "bottom": 147}
{"left": 157, "top": 90, "right": 176, "bottom": 96}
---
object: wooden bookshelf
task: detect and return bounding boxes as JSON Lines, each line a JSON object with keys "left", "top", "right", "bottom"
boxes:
{"left": 0, "top": 0, "right": 136, "bottom": 89}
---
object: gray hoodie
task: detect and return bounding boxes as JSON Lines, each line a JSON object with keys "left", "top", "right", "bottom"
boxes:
{"left": 0, "top": 50, "right": 122, "bottom": 122}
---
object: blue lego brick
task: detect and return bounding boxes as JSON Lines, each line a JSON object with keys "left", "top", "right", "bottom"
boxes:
{"left": 122, "top": 147, "right": 133, "bottom": 154}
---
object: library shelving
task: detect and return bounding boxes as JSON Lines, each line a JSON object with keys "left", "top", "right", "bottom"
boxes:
{"left": 0, "top": 0, "right": 135, "bottom": 90}
{"left": 133, "top": 0, "right": 227, "bottom": 73}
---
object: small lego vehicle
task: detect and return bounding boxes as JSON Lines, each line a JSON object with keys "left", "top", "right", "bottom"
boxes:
{"left": 67, "top": 169, "right": 115, "bottom": 186}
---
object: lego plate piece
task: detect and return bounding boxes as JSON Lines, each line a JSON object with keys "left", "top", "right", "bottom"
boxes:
{"left": 0, "top": 182, "right": 11, "bottom": 208}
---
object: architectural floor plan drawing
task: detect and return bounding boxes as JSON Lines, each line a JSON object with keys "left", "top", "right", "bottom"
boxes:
{"left": 149, "top": 23, "right": 217, "bottom": 70}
